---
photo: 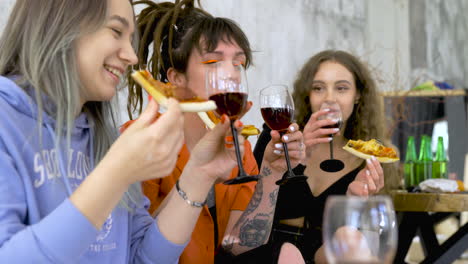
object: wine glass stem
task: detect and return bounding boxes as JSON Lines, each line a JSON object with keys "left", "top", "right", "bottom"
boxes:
{"left": 230, "top": 121, "right": 247, "bottom": 176}
{"left": 282, "top": 140, "right": 295, "bottom": 178}
{"left": 329, "top": 137, "right": 334, "bottom": 159}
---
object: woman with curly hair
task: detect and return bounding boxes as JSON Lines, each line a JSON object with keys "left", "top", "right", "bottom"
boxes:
{"left": 249, "top": 50, "right": 400, "bottom": 263}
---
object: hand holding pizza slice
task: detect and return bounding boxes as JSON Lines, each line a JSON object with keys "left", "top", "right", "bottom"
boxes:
{"left": 131, "top": 69, "right": 217, "bottom": 112}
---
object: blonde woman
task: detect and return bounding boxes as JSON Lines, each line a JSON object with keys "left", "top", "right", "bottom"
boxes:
{"left": 0, "top": 0, "right": 255, "bottom": 262}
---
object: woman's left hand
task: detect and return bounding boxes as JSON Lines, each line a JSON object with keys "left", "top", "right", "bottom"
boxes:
{"left": 347, "top": 157, "right": 384, "bottom": 196}
{"left": 262, "top": 123, "right": 305, "bottom": 173}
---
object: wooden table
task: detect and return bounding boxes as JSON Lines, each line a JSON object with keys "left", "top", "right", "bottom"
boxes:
{"left": 390, "top": 190, "right": 468, "bottom": 264}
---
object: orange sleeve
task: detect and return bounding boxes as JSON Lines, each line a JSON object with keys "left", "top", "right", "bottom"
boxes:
{"left": 230, "top": 140, "right": 258, "bottom": 211}
{"left": 142, "top": 179, "right": 164, "bottom": 215}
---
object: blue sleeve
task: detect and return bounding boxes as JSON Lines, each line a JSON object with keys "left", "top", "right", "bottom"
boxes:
{"left": 129, "top": 197, "right": 188, "bottom": 264}
{"left": 0, "top": 146, "right": 98, "bottom": 262}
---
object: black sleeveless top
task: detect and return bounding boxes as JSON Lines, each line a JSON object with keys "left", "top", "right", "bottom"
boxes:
{"left": 216, "top": 125, "right": 362, "bottom": 264}
{"left": 270, "top": 164, "right": 361, "bottom": 263}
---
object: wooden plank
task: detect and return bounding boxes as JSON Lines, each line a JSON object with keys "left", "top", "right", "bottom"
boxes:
{"left": 381, "top": 89, "right": 465, "bottom": 97}
{"left": 390, "top": 190, "right": 468, "bottom": 212}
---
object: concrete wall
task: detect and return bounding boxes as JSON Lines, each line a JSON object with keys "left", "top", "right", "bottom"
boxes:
{"left": 0, "top": 0, "right": 467, "bottom": 147}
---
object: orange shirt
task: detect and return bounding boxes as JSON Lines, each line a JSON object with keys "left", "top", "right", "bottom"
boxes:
{"left": 142, "top": 141, "right": 258, "bottom": 264}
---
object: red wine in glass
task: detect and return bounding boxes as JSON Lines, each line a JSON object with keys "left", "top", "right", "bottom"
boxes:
{"left": 206, "top": 61, "right": 259, "bottom": 185}
{"left": 260, "top": 85, "right": 307, "bottom": 185}
{"left": 318, "top": 102, "right": 345, "bottom": 172}
{"left": 209, "top": 92, "right": 247, "bottom": 120}
{"left": 323, "top": 120, "right": 343, "bottom": 136}
{"left": 261, "top": 107, "right": 294, "bottom": 131}
{"left": 323, "top": 120, "right": 342, "bottom": 130}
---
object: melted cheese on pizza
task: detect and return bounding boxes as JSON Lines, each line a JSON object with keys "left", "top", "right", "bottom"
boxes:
{"left": 346, "top": 139, "right": 397, "bottom": 158}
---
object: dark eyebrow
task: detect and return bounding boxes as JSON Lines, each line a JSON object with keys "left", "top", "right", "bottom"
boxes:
{"left": 312, "top": 80, "right": 325, "bottom": 85}
{"left": 204, "top": 51, "right": 246, "bottom": 57}
{"left": 109, "top": 15, "right": 129, "bottom": 28}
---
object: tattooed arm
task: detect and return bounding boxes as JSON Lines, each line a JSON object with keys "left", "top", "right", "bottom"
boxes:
{"left": 222, "top": 164, "right": 281, "bottom": 255}
{"left": 222, "top": 124, "right": 304, "bottom": 255}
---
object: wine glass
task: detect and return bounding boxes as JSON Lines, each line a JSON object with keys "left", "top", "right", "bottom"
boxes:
{"left": 205, "top": 61, "right": 259, "bottom": 185}
{"left": 318, "top": 101, "right": 345, "bottom": 172}
{"left": 323, "top": 196, "right": 398, "bottom": 264}
{"left": 260, "top": 84, "right": 307, "bottom": 185}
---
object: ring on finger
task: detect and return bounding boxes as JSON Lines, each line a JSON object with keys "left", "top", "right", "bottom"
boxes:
{"left": 299, "top": 142, "right": 305, "bottom": 150}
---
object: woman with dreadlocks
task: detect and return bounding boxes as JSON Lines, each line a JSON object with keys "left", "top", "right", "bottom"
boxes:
{"left": 124, "top": 1, "right": 305, "bottom": 264}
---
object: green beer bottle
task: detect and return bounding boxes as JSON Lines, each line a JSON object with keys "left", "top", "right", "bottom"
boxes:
{"left": 403, "top": 136, "right": 417, "bottom": 188}
{"left": 415, "top": 135, "right": 432, "bottom": 184}
{"left": 432, "top": 136, "right": 448, "bottom": 179}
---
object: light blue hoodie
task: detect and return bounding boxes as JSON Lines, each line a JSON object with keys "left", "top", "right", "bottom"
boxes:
{"left": 0, "top": 76, "right": 186, "bottom": 263}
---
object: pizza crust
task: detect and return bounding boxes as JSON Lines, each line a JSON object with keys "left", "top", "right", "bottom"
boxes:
{"left": 343, "top": 145, "right": 399, "bottom": 163}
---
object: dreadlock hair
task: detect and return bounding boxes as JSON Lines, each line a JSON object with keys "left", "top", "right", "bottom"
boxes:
{"left": 127, "top": 0, "right": 252, "bottom": 118}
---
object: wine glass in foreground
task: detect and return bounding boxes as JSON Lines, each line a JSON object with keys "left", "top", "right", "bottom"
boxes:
{"left": 206, "top": 61, "right": 259, "bottom": 185}
{"left": 318, "top": 101, "right": 345, "bottom": 172}
{"left": 260, "top": 84, "right": 308, "bottom": 185}
{"left": 323, "top": 196, "right": 397, "bottom": 264}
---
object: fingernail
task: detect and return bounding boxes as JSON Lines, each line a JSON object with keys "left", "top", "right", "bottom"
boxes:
{"left": 328, "top": 137, "right": 333, "bottom": 142}
{"left": 273, "top": 150, "right": 282, "bottom": 155}
{"left": 225, "top": 144, "right": 234, "bottom": 149}
{"left": 274, "top": 143, "right": 282, "bottom": 149}
{"left": 148, "top": 95, "right": 153, "bottom": 101}
{"left": 371, "top": 156, "right": 377, "bottom": 161}
{"left": 366, "top": 169, "right": 370, "bottom": 176}
{"left": 366, "top": 159, "right": 371, "bottom": 164}
{"left": 237, "top": 120, "right": 244, "bottom": 127}
{"left": 364, "top": 183, "right": 368, "bottom": 190}
{"left": 221, "top": 115, "right": 229, "bottom": 124}
{"left": 333, "top": 128, "right": 339, "bottom": 132}
{"left": 289, "top": 126, "right": 295, "bottom": 132}
{"left": 225, "top": 136, "right": 234, "bottom": 143}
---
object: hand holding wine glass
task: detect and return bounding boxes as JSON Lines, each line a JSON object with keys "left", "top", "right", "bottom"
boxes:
{"left": 205, "top": 61, "right": 259, "bottom": 185}
{"left": 317, "top": 101, "right": 345, "bottom": 172}
{"left": 260, "top": 84, "right": 307, "bottom": 185}
{"left": 323, "top": 196, "right": 397, "bottom": 264}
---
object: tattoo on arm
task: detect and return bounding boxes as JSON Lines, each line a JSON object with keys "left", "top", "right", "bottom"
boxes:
{"left": 243, "top": 175, "right": 263, "bottom": 216}
{"left": 238, "top": 213, "right": 273, "bottom": 247}
{"left": 261, "top": 166, "right": 272, "bottom": 178}
{"left": 269, "top": 189, "right": 279, "bottom": 207}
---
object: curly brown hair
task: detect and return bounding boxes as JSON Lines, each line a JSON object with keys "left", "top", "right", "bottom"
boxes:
{"left": 293, "top": 50, "right": 401, "bottom": 190}
{"left": 127, "top": 0, "right": 252, "bottom": 117}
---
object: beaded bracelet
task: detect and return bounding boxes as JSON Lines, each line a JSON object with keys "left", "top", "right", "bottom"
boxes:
{"left": 175, "top": 180, "right": 206, "bottom": 208}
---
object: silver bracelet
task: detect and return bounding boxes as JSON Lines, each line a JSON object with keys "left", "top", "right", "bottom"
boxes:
{"left": 175, "top": 180, "right": 206, "bottom": 208}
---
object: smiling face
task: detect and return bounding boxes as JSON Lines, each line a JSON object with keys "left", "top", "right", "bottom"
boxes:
{"left": 309, "top": 61, "right": 360, "bottom": 123}
{"left": 169, "top": 40, "right": 247, "bottom": 100}
{"left": 75, "top": 0, "right": 138, "bottom": 103}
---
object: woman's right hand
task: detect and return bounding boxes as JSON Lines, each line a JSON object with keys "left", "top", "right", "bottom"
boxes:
{"left": 103, "top": 98, "right": 184, "bottom": 185}
{"left": 185, "top": 115, "right": 244, "bottom": 183}
{"left": 303, "top": 109, "right": 340, "bottom": 157}
{"left": 263, "top": 123, "right": 305, "bottom": 173}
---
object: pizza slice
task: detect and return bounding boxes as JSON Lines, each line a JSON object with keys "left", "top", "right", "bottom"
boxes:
{"left": 343, "top": 139, "right": 399, "bottom": 163}
{"left": 131, "top": 69, "right": 217, "bottom": 112}
{"left": 198, "top": 111, "right": 260, "bottom": 138}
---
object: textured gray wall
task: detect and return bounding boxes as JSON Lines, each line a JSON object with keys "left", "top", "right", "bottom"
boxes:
{"left": 1, "top": 0, "right": 467, "bottom": 153}
{"left": 426, "top": 0, "right": 468, "bottom": 89}
{"left": 0, "top": 0, "right": 15, "bottom": 33}
{"left": 200, "top": 0, "right": 368, "bottom": 132}
{"left": 410, "top": 0, "right": 468, "bottom": 89}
